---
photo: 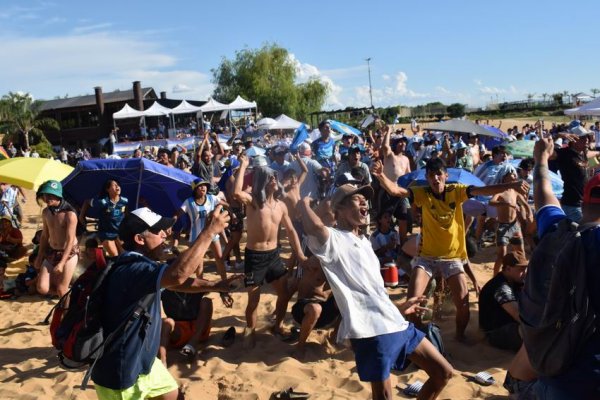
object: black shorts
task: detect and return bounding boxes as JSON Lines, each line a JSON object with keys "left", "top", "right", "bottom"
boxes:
{"left": 291, "top": 296, "right": 339, "bottom": 329}
{"left": 244, "top": 248, "right": 287, "bottom": 287}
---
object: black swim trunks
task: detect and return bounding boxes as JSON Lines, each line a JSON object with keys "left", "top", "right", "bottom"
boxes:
{"left": 291, "top": 296, "right": 339, "bottom": 329}
{"left": 244, "top": 248, "right": 287, "bottom": 287}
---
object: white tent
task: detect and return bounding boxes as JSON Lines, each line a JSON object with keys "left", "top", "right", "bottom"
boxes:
{"left": 269, "top": 114, "right": 302, "bottom": 130}
{"left": 199, "top": 98, "right": 229, "bottom": 112}
{"left": 256, "top": 117, "right": 277, "bottom": 129}
{"left": 565, "top": 97, "right": 600, "bottom": 116}
{"left": 142, "top": 102, "right": 172, "bottom": 117}
{"left": 227, "top": 95, "right": 257, "bottom": 110}
{"left": 171, "top": 100, "right": 203, "bottom": 115}
{"left": 112, "top": 103, "right": 145, "bottom": 120}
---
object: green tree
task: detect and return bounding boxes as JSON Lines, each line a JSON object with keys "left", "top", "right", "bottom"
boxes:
{"left": 212, "top": 43, "right": 328, "bottom": 121}
{"left": 447, "top": 103, "right": 465, "bottom": 118}
{"left": 591, "top": 88, "right": 600, "bottom": 98}
{"left": 0, "top": 92, "right": 59, "bottom": 150}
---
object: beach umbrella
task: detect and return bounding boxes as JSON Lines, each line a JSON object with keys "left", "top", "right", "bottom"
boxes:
{"left": 397, "top": 168, "right": 485, "bottom": 189}
{"left": 425, "top": 119, "right": 503, "bottom": 138}
{"left": 328, "top": 120, "right": 362, "bottom": 137}
{"left": 505, "top": 140, "right": 535, "bottom": 158}
{"left": 0, "top": 157, "right": 74, "bottom": 190}
{"left": 61, "top": 158, "right": 195, "bottom": 217}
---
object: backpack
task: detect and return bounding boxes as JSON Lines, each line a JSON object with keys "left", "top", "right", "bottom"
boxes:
{"left": 520, "top": 219, "right": 598, "bottom": 376}
{"left": 44, "top": 249, "right": 153, "bottom": 389}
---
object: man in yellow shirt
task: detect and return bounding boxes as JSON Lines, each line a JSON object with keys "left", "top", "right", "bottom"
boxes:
{"left": 372, "top": 158, "right": 528, "bottom": 340}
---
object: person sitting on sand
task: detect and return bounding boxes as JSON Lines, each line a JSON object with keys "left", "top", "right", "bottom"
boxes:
{"left": 159, "top": 289, "right": 213, "bottom": 363}
{"left": 373, "top": 158, "right": 529, "bottom": 341}
{"left": 298, "top": 184, "right": 454, "bottom": 400}
{"left": 233, "top": 154, "right": 307, "bottom": 348}
{"left": 479, "top": 251, "right": 527, "bottom": 352}
{"left": 488, "top": 165, "right": 530, "bottom": 275}
{"left": 34, "top": 180, "right": 79, "bottom": 298}
{"left": 0, "top": 215, "right": 25, "bottom": 259}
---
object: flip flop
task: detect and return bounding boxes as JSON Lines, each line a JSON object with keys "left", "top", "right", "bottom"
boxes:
{"left": 469, "top": 371, "right": 496, "bottom": 386}
{"left": 400, "top": 380, "right": 423, "bottom": 397}
{"left": 180, "top": 344, "right": 196, "bottom": 358}
{"left": 221, "top": 326, "right": 236, "bottom": 347}
{"left": 271, "top": 387, "right": 310, "bottom": 400}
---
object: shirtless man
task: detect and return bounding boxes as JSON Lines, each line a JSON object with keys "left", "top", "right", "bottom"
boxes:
{"left": 379, "top": 125, "right": 411, "bottom": 244}
{"left": 281, "top": 152, "right": 308, "bottom": 242}
{"left": 233, "top": 154, "right": 307, "bottom": 348}
{"left": 489, "top": 165, "right": 531, "bottom": 275}
{"left": 221, "top": 159, "right": 245, "bottom": 269}
{"left": 35, "top": 180, "right": 79, "bottom": 298}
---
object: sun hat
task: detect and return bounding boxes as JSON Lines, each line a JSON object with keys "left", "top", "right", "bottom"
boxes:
{"left": 330, "top": 184, "right": 373, "bottom": 210}
{"left": 503, "top": 251, "right": 528, "bottom": 268}
{"left": 118, "top": 207, "right": 175, "bottom": 239}
{"left": 37, "top": 180, "right": 63, "bottom": 199}
{"left": 191, "top": 177, "right": 211, "bottom": 190}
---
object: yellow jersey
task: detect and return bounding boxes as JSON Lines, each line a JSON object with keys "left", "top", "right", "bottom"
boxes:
{"left": 411, "top": 183, "right": 470, "bottom": 259}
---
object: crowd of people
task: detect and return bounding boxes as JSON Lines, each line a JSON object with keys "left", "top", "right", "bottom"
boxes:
{"left": 1, "top": 116, "right": 600, "bottom": 399}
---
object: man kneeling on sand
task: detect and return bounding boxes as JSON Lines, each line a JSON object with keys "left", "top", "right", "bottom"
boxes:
{"left": 298, "top": 184, "right": 454, "bottom": 400}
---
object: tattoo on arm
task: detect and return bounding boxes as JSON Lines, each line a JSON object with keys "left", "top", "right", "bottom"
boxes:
{"left": 533, "top": 164, "right": 549, "bottom": 183}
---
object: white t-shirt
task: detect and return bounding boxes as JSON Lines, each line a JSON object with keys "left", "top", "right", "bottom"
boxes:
{"left": 307, "top": 227, "right": 408, "bottom": 342}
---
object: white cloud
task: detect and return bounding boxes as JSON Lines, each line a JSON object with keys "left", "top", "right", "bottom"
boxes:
{"left": 435, "top": 86, "right": 450, "bottom": 94}
{"left": 479, "top": 86, "right": 506, "bottom": 94}
{"left": 474, "top": 79, "right": 482, "bottom": 86}
{"left": 287, "top": 53, "right": 345, "bottom": 109}
{"left": 72, "top": 23, "right": 113, "bottom": 34}
{"left": 382, "top": 74, "right": 390, "bottom": 81}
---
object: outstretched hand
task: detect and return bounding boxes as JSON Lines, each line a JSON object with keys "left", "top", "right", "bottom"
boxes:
{"left": 238, "top": 153, "right": 249, "bottom": 168}
{"left": 207, "top": 207, "right": 230, "bottom": 235}
{"left": 398, "top": 296, "right": 429, "bottom": 317}
{"left": 371, "top": 160, "right": 384, "bottom": 178}
{"left": 510, "top": 180, "right": 530, "bottom": 197}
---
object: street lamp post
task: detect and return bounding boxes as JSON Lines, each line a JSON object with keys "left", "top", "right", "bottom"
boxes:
{"left": 366, "top": 57, "right": 373, "bottom": 109}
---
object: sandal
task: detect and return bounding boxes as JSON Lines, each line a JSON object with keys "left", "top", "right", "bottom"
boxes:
{"left": 271, "top": 387, "right": 310, "bottom": 400}
{"left": 221, "top": 326, "right": 236, "bottom": 347}
{"left": 180, "top": 344, "right": 196, "bottom": 358}
{"left": 399, "top": 380, "right": 423, "bottom": 397}
{"left": 469, "top": 371, "right": 496, "bottom": 386}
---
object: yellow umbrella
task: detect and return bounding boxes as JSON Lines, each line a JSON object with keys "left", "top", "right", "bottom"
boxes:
{"left": 0, "top": 157, "right": 74, "bottom": 191}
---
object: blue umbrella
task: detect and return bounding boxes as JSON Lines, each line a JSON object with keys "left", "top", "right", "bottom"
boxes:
{"left": 61, "top": 158, "right": 196, "bottom": 217}
{"left": 509, "top": 159, "right": 563, "bottom": 199}
{"left": 328, "top": 120, "right": 362, "bottom": 137}
{"left": 245, "top": 146, "right": 266, "bottom": 157}
{"left": 397, "top": 168, "right": 485, "bottom": 189}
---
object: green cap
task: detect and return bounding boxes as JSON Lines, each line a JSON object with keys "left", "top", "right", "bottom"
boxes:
{"left": 37, "top": 180, "right": 63, "bottom": 199}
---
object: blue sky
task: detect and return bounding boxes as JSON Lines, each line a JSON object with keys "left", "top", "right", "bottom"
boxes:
{"left": 1, "top": 0, "right": 598, "bottom": 112}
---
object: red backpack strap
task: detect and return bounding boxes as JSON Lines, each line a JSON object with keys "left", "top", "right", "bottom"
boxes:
{"left": 94, "top": 247, "right": 107, "bottom": 269}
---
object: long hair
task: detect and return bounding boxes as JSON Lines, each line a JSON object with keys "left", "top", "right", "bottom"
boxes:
{"left": 252, "top": 167, "right": 283, "bottom": 209}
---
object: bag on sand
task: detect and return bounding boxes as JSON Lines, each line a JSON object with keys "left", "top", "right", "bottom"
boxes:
{"left": 520, "top": 219, "right": 597, "bottom": 376}
{"left": 45, "top": 249, "right": 153, "bottom": 389}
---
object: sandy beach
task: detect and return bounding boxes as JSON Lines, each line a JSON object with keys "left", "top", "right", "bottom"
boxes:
{"left": 0, "top": 118, "right": 550, "bottom": 399}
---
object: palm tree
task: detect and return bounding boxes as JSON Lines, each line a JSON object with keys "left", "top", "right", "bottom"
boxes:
{"left": 0, "top": 92, "right": 59, "bottom": 150}
{"left": 591, "top": 88, "right": 600, "bottom": 98}
{"left": 541, "top": 93, "right": 549, "bottom": 102}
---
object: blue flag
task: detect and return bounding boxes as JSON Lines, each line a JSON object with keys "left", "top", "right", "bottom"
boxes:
{"left": 290, "top": 123, "right": 310, "bottom": 152}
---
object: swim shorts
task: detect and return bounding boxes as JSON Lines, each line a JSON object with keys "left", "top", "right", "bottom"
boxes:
{"left": 292, "top": 296, "right": 339, "bottom": 329}
{"left": 496, "top": 220, "right": 522, "bottom": 246}
{"left": 244, "top": 248, "right": 287, "bottom": 287}
{"left": 44, "top": 242, "right": 80, "bottom": 268}
{"left": 169, "top": 320, "right": 211, "bottom": 348}
{"left": 411, "top": 256, "right": 464, "bottom": 279}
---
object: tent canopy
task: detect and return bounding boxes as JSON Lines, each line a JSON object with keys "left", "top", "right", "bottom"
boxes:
{"left": 113, "top": 103, "right": 145, "bottom": 120}
{"left": 171, "top": 100, "right": 203, "bottom": 115}
{"left": 143, "top": 101, "right": 172, "bottom": 117}
{"left": 199, "top": 98, "right": 229, "bottom": 112}
{"left": 269, "top": 114, "right": 302, "bottom": 130}
{"left": 257, "top": 117, "right": 277, "bottom": 129}
{"left": 227, "top": 95, "right": 257, "bottom": 110}
{"left": 424, "top": 119, "right": 504, "bottom": 138}
{"left": 565, "top": 97, "right": 600, "bottom": 116}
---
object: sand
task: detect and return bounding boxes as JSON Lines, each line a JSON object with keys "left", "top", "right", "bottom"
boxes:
{"left": 0, "top": 160, "right": 520, "bottom": 399}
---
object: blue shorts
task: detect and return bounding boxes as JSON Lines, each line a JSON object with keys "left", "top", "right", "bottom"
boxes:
{"left": 350, "top": 323, "right": 425, "bottom": 382}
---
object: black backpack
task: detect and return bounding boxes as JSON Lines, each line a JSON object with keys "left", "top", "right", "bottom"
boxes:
{"left": 520, "top": 219, "right": 597, "bottom": 376}
{"left": 44, "top": 250, "right": 153, "bottom": 389}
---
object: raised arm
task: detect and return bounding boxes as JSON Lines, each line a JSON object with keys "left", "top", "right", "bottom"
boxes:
{"left": 380, "top": 125, "right": 392, "bottom": 158}
{"left": 371, "top": 160, "right": 411, "bottom": 198}
{"left": 292, "top": 152, "right": 308, "bottom": 186}
{"left": 232, "top": 154, "right": 253, "bottom": 206}
{"left": 297, "top": 197, "right": 329, "bottom": 246}
{"left": 211, "top": 132, "right": 224, "bottom": 156}
{"left": 532, "top": 136, "right": 561, "bottom": 209}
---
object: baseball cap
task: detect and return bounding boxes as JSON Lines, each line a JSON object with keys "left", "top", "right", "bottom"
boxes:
{"left": 583, "top": 173, "right": 600, "bottom": 204}
{"left": 37, "top": 180, "right": 63, "bottom": 199}
{"left": 252, "top": 155, "right": 268, "bottom": 167}
{"left": 119, "top": 207, "right": 175, "bottom": 240}
{"left": 330, "top": 184, "right": 373, "bottom": 210}
{"left": 503, "top": 251, "right": 528, "bottom": 268}
{"left": 191, "top": 177, "right": 211, "bottom": 190}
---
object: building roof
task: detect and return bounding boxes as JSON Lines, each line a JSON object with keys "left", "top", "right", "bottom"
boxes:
{"left": 39, "top": 87, "right": 156, "bottom": 111}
